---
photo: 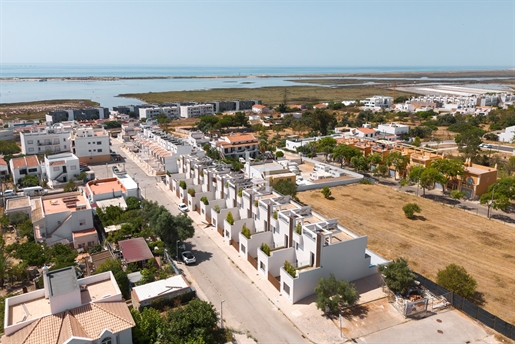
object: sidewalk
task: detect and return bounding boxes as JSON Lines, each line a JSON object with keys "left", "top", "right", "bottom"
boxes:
{"left": 156, "top": 182, "right": 387, "bottom": 343}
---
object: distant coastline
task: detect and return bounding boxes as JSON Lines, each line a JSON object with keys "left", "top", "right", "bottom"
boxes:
{"left": 2, "top": 69, "right": 515, "bottom": 82}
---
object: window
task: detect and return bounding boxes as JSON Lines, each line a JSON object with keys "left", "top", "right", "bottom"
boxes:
{"left": 28, "top": 168, "right": 38, "bottom": 173}
{"left": 53, "top": 167, "right": 60, "bottom": 171}
{"left": 27, "top": 140, "right": 33, "bottom": 144}
{"left": 97, "top": 141, "right": 101, "bottom": 145}
{"left": 79, "top": 219, "right": 86, "bottom": 225}
{"left": 101, "top": 338, "right": 112, "bottom": 344}
{"left": 70, "top": 165, "right": 76, "bottom": 170}
{"left": 98, "top": 149, "right": 102, "bottom": 152}
{"left": 260, "top": 261, "right": 265, "bottom": 271}
{"left": 63, "top": 138, "right": 66, "bottom": 142}
{"left": 28, "top": 148, "right": 34, "bottom": 152}
{"left": 283, "top": 282, "right": 290, "bottom": 295}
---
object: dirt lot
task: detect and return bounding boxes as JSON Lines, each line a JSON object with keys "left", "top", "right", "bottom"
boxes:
{"left": 298, "top": 183, "right": 515, "bottom": 324}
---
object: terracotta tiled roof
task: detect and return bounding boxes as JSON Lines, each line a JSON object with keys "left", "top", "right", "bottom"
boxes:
{"left": 2, "top": 301, "right": 134, "bottom": 344}
{"left": 118, "top": 237, "right": 154, "bottom": 263}
{"left": 11, "top": 156, "right": 40, "bottom": 169}
{"left": 0, "top": 158, "right": 7, "bottom": 166}
{"left": 252, "top": 104, "right": 266, "bottom": 109}
{"left": 224, "top": 133, "right": 257, "bottom": 143}
{"left": 357, "top": 128, "right": 376, "bottom": 134}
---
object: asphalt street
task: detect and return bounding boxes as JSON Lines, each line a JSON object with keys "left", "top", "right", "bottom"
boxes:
{"left": 92, "top": 141, "right": 308, "bottom": 344}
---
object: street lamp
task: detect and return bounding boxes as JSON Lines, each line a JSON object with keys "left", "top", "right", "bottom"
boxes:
{"left": 488, "top": 183, "right": 498, "bottom": 219}
{"left": 176, "top": 240, "right": 180, "bottom": 262}
{"left": 220, "top": 300, "right": 225, "bottom": 329}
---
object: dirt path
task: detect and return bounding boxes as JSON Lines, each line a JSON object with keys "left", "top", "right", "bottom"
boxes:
{"left": 298, "top": 183, "right": 515, "bottom": 324}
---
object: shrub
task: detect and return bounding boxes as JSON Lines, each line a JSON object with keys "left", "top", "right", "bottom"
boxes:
{"left": 275, "top": 151, "right": 284, "bottom": 158}
{"left": 238, "top": 189, "right": 243, "bottom": 197}
{"left": 273, "top": 210, "right": 278, "bottom": 220}
{"left": 321, "top": 187, "right": 332, "bottom": 199}
{"left": 200, "top": 196, "right": 209, "bottom": 205}
{"left": 437, "top": 264, "right": 477, "bottom": 300}
{"left": 241, "top": 224, "right": 251, "bottom": 239}
{"left": 254, "top": 200, "right": 258, "bottom": 207}
{"left": 403, "top": 203, "right": 421, "bottom": 219}
{"left": 187, "top": 188, "right": 196, "bottom": 197}
{"left": 260, "top": 243, "right": 271, "bottom": 256}
{"left": 200, "top": 171, "right": 204, "bottom": 177}
{"left": 226, "top": 211, "right": 234, "bottom": 225}
{"left": 179, "top": 181, "right": 187, "bottom": 190}
{"left": 378, "top": 257, "right": 415, "bottom": 296}
{"left": 359, "top": 178, "right": 373, "bottom": 185}
{"left": 213, "top": 205, "right": 221, "bottom": 213}
{"left": 296, "top": 222, "right": 302, "bottom": 235}
{"left": 284, "top": 261, "right": 297, "bottom": 278}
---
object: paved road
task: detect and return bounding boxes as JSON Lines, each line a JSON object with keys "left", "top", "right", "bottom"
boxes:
{"left": 93, "top": 141, "right": 308, "bottom": 344}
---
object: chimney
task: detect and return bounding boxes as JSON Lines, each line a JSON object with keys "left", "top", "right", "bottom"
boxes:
{"left": 43, "top": 265, "right": 49, "bottom": 299}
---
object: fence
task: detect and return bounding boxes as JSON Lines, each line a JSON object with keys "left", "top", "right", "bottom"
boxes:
{"left": 415, "top": 273, "right": 515, "bottom": 340}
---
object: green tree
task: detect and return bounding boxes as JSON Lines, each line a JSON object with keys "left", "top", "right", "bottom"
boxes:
{"left": 314, "top": 274, "right": 360, "bottom": 315}
{"left": 167, "top": 299, "right": 220, "bottom": 344}
{"left": 454, "top": 127, "right": 484, "bottom": 158}
{"left": 368, "top": 153, "right": 383, "bottom": 165}
{"left": 152, "top": 211, "right": 195, "bottom": 250}
{"left": 273, "top": 179, "right": 297, "bottom": 199}
{"left": 412, "top": 136, "right": 421, "bottom": 147}
{"left": 21, "top": 175, "right": 40, "bottom": 187}
{"left": 385, "top": 152, "right": 410, "bottom": 180}
{"left": 63, "top": 180, "right": 77, "bottom": 192}
{"left": 378, "top": 257, "right": 415, "bottom": 296}
{"left": 233, "top": 112, "right": 248, "bottom": 127}
{"left": 431, "top": 158, "right": 465, "bottom": 192}
{"left": 49, "top": 243, "right": 78, "bottom": 270}
{"left": 0, "top": 140, "right": 22, "bottom": 155}
{"left": 437, "top": 264, "right": 477, "bottom": 300}
{"left": 95, "top": 259, "right": 130, "bottom": 299}
{"left": 131, "top": 307, "right": 169, "bottom": 344}
{"left": 316, "top": 137, "right": 337, "bottom": 161}
{"left": 449, "top": 190, "right": 466, "bottom": 206}
{"left": 125, "top": 196, "right": 141, "bottom": 211}
{"left": 321, "top": 187, "right": 332, "bottom": 199}
{"left": 6, "top": 241, "right": 48, "bottom": 266}
{"left": 419, "top": 167, "right": 446, "bottom": 195}
{"left": 402, "top": 203, "right": 421, "bottom": 219}
{"left": 17, "top": 219, "right": 34, "bottom": 240}
{"left": 332, "top": 144, "right": 362, "bottom": 168}
{"left": 479, "top": 178, "right": 515, "bottom": 212}
{"left": 0, "top": 239, "right": 10, "bottom": 288}
{"left": 350, "top": 155, "right": 369, "bottom": 172}
{"left": 275, "top": 151, "right": 284, "bottom": 158}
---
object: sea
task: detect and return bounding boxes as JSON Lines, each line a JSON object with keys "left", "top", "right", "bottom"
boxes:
{"left": 0, "top": 64, "right": 511, "bottom": 108}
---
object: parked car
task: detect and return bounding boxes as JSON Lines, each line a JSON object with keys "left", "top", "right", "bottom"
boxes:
{"left": 178, "top": 203, "right": 189, "bottom": 212}
{"left": 181, "top": 251, "right": 196, "bottom": 265}
{"left": 1, "top": 190, "right": 16, "bottom": 197}
{"left": 80, "top": 165, "right": 91, "bottom": 172}
{"left": 113, "top": 166, "right": 120, "bottom": 173}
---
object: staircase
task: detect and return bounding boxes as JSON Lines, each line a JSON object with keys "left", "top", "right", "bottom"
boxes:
{"left": 46, "top": 213, "right": 73, "bottom": 238}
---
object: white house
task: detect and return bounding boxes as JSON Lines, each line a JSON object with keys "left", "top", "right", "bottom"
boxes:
{"left": 214, "top": 133, "right": 259, "bottom": 159}
{"left": 44, "top": 153, "right": 81, "bottom": 187}
{"left": 252, "top": 104, "right": 270, "bottom": 114}
{"left": 32, "top": 191, "right": 97, "bottom": 249}
{"left": 131, "top": 275, "right": 192, "bottom": 310}
{"left": 0, "top": 158, "right": 9, "bottom": 177}
{"left": 72, "top": 127, "right": 111, "bottom": 163}
{"left": 377, "top": 123, "right": 410, "bottom": 137}
{"left": 2, "top": 267, "right": 135, "bottom": 344}
{"left": 9, "top": 156, "right": 42, "bottom": 184}
{"left": 20, "top": 125, "right": 72, "bottom": 155}
{"left": 498, "top": 125, "right": 515, "bottom": 143}
{"left": 85, "top": 176, "right": 139, "bottom": 206}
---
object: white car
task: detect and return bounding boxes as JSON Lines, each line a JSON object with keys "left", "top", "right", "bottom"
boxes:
{"left": 181, "top": 251, "right": 196, "bottom": 265}
{"left": 178, "top": 203, "right": 189, "bottom": 212}
{"left": 1, "top": 190, "right": 16, "bottom": 197}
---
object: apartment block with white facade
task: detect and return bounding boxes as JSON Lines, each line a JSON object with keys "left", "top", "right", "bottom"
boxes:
{"left": 139, "top": 106, "right": 180, "bottom": 120}
{"left": 213, "top": 133, "right": 259, "bottom": 159}
{"left": 44, "top": 153, "right": 81, "bottom": 187}
{"left": 377, "top": 122, "right": 410, "bottom": 137}
{"left": 72, "top": 127, "right": 111, "bottom": 163}
{"left": 180, "top": 104, "right": 214, "bottom": 118}
{"left": 170, "top": 155, "right": 387, "bottom": 303}
{"left": 363, "top": 96, "right": 393, "bottom": 109}
{"left": 20, "top": 125, "right": 72, "bottom": 155}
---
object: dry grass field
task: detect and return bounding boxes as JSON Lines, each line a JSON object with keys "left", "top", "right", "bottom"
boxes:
{"left": 120, "top": 85, "right": 415, "bottom": 106}
{"left": 298, "top": 183, "right": 515, "bottom": 323}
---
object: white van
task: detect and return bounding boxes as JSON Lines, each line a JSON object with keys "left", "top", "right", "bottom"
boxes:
{"left": 23, "top": 186, "right": 48, "bottom": 196}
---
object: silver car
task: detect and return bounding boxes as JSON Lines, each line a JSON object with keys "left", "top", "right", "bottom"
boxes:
{"left": 181, "top": 251, "right": 196, "bottom": 265}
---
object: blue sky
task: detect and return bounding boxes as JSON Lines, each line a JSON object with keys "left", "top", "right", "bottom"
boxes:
{"left": 1, "top": 0, "right": 514, "bottom": 67}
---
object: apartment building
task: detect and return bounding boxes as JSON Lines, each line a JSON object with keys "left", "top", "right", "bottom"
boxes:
{"left": 72, "top": 127, "right": 111, "bottom": 163}
{"left": 2, "top": 267, "right": 134, "bottom": 344}
{"left": 44, "top": 153, "right": 81, "bottom": 187}
{"left": 214, "top": 133, "right": 259, "bottom": 159}
{"left": 139, "top": 106, "right": 180, "bottom": 120}
{"left": 20, "top": 125, "right": 72, "bottom": 155}
{"left": 120, "top": 120, "right": 141, "bottom": 141}
{"left": 30, "top": 191, "right": 97, "bottom": 249}
{"left": 46, "top": 107, "right": 109, "bottom": 123}
{"left": 447, "top": 158, "right": 497, "bottom": 199}
{"left": 170, "top": 155, "right": 387, "bottom": 303}
{"left": 377, "top": 122, "right": 410, "bottom": 137}
{"left": 180, "top": 104, "right": 214, "bottom": 118}
{"left": 363, "top": 96, "right": 393, "bottom": 109}
{"left": 9, "top": 155, "right": 42, "bottom": 184}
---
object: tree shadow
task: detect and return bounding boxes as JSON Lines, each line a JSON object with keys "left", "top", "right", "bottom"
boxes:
{"left": 491, "top": 214, "right": 515, "bottom": 224}
{"left": 341, "top": 304, "right": 370, "bottom": 321}
{"left": 422, "top": 194, "right": 459, "bottom": 206}
{"left": 470, "top": 291, "right": 487, "bottom": 307}
{"left": 413, "top": 215, "right": 426, "bottom": 221}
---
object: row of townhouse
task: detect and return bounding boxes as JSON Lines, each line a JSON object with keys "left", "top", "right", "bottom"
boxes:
{"left": 167, "top": 153, "right": 387, "bottom": 303}
{"left": 138, "top": 104, "right": 215, "bottom": 120}
{"left": 20, "top": 124, "right": 111, "bottom": 164}
{"left": 131, "top": 128, "right": 195, "bottom": 174}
